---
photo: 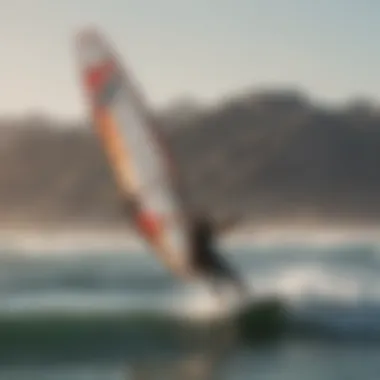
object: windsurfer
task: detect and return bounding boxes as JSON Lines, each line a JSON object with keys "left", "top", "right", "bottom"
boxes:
{"left": 124, "top": 198, "right": 248, "bottom": 298}
{"left": 188, "top": 212, "right": 249, "bottom": 299}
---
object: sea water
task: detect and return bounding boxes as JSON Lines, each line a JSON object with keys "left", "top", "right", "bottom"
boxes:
{"left": 0, "top": 238, "right": 380, "bottom": 379}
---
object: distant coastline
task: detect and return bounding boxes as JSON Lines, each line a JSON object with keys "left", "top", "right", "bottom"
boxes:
{"left": 2, "top": 89, "right": 380, "bottom": 227}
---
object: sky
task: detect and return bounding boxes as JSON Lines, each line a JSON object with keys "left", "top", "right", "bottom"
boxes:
{"left": 0, "top": 0, "right": 379, "bottom": 118}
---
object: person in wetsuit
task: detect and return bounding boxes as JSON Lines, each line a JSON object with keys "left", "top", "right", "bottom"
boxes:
{"left": 124, "top": 197, "right": 247, "bottom": 298}
{"left": 188, "top": 213, "right": 248, "bottom": 298}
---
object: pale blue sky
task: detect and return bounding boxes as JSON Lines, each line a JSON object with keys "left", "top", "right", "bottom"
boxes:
{"left": 0, "top": 0, "right": 378, "bottom": 118}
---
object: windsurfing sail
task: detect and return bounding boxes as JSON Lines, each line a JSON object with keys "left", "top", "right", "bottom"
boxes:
{"left": 75, "top": 28, "right": 192, "bottom": 279}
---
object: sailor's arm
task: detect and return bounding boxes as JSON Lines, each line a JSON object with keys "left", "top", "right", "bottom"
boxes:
{"left": 214, "top": 210, "right": 247, "bottom": 234}
{"left": 154, "top": 211, "right": 245, "bottom": 235}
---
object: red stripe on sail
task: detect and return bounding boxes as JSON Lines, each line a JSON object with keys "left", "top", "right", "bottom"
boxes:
{"left": 136, "top": 210, "right": 162, "bottom": 239}
{"left": 84, "top": 61, "right": 115, "bottom": 94}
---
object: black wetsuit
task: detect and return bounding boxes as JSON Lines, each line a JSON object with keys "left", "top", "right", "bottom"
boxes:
{"left": 189, "top": 216, "right": 244, "bottom": 293}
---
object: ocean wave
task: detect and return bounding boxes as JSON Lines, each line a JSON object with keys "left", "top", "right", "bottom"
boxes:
{"left": 1, "top": 292, "right": 380, "bottom": 344}
{"left": 0, "top": 241, "right": 380, "bottom": 363}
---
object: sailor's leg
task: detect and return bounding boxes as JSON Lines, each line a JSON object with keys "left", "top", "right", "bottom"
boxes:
{"left": 214, "top": 263, "right": 250, "bottom": 300}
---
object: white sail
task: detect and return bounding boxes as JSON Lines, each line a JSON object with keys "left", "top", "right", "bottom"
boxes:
{"left": 75, "top": 28, "right": 191, "bottom": 278}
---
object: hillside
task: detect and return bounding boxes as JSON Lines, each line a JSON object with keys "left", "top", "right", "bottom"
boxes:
{"left": 1, "top": 89, "right": 380, "bottom": 228}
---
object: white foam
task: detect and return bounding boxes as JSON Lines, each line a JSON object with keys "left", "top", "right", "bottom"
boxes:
{"left": 244, "top": 264, "right": 363, "bottom": 304}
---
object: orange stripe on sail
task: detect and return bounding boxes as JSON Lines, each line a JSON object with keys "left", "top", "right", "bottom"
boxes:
{"left": 93, "top": 108, "right": 139, "bottom": 195}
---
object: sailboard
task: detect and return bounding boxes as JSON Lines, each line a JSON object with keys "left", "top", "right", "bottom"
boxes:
{"left": 75, "top": 28, "right": 192, "bottom": 279}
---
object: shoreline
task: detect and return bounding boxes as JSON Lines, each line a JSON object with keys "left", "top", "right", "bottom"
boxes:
{"left": 0, "top": 222, "right": 380, "bottom": 254}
